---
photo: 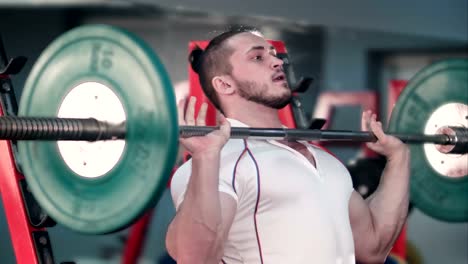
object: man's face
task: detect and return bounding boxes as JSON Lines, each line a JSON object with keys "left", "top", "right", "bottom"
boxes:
{"left": 226, "top": 32, "right": 291, "bottom": 109}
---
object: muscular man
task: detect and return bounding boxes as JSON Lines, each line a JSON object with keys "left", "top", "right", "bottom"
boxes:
{"left": 166, "top": 28, "right": 410, "bottom": 264}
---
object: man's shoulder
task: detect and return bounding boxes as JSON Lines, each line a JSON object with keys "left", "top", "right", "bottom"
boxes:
{"left": 172, "top": 139, "right": 250, "bottom": 175}
{"left": 222, "top": 138, "right": 249, "bottom": 153}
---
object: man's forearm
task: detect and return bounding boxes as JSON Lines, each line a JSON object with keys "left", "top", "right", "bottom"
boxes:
{"left": 366, "top": 150, "right": 410, "bottom": 253}
{"left": 170, "top": 152, "right": 223, "bottom": 263}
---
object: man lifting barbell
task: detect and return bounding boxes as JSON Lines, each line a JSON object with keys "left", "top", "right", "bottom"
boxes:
{"left": 0, "top": 24, "right": 466, "bottom": 262}
{"left": 166, "top": 28, "right": 410, "bottom": 264}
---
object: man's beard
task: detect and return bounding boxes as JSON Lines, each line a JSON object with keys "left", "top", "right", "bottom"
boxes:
{"left": 234, "top": 79, "right": 292, "bottom": 109}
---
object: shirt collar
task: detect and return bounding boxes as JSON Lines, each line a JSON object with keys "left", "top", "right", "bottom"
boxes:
{"left": 226, "top": 118, "right": 250, "bottom": 128}
{"left": 226, "top": 118, "right": 288, "bottom": 129}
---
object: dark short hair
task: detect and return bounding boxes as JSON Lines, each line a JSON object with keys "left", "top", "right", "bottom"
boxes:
{"left": 189, "top": 26, "right": 259, "bottom": 112}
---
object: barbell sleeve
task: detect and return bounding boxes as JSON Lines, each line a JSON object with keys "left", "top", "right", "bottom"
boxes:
{"left": 0, "top": 116, "right": 125, "bottom": 141}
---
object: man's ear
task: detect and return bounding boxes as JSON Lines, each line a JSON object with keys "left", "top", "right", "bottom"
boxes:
{"left": 212, "top": 76, "right": 235, "bottom": 95}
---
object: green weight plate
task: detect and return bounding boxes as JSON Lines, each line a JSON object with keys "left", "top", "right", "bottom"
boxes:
{"left": 388, "top": 58, "right": 468, "bottom": 222}
{"left": 18, "top": 25, "right": 178, "bottom": 234}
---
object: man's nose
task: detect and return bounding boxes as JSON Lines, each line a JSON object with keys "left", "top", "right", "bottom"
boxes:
{"left": 271, "top": 56, "right": 284, "bottom": 70}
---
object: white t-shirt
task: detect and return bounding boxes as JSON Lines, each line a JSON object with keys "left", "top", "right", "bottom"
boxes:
{"left": 171, "top": 119, "right": 356, "bottom": 264}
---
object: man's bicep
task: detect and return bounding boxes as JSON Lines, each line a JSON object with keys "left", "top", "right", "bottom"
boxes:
{"left": 348, "top": 191, "right": 376, "bottom": 258}
{"left": 349, "top": 191, "right": 374, "bottom": 233}
{"left": 166, "top": 191, "right": 237, "bottom": 261}
{"left": 210, "top": 192, "right": 237, "bottom": 261}
{"left": 219, "top": 192, "right": 237, "bottom": 236}
{"left": 349, "top": 191, "right": 370, "bottom": 226}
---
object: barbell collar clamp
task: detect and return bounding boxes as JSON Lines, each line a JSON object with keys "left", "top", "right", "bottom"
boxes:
{"left": 434, "top": 126, "right": 468, "bottom": 154}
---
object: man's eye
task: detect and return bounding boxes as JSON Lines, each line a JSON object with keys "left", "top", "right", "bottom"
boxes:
{"left": 253, "top": 55, "right": 263, "bottom": 61}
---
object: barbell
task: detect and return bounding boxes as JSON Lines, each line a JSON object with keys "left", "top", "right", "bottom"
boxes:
{"left": 0, "top": 117, "right": 466, "bottom": 148}
{"left": 0, "top": 25, "right": 467, "bottom": 234}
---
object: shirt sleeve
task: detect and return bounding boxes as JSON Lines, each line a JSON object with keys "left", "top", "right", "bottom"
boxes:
{"left": 170, "top": 140, "right": 247, "bottom": 211}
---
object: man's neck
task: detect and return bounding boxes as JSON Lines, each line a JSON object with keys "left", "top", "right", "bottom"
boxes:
{"left": 224, "top": 101, "right": 284, "bottom": 128}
